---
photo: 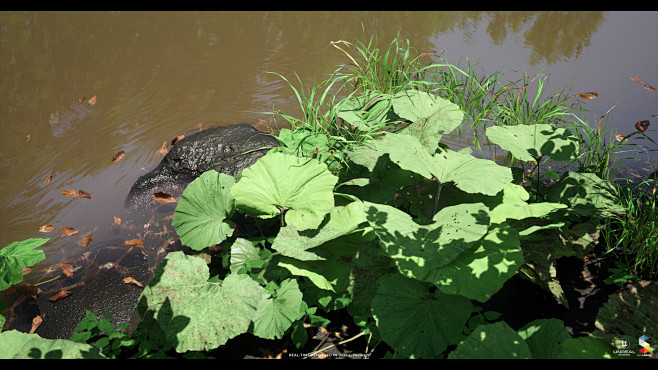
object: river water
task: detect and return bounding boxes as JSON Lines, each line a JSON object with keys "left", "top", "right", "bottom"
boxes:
{"left": 1, "top": 11, "right": 657, "bottom": 273}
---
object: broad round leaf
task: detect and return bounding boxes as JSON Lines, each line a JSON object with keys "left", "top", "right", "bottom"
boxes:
{"left": 139, "top": 252, "right": 268, "bottom": 353}
{"left": 0, "top": 238, "right": 48, "bottom": 291}
{"left": 449, "top": 321, "right": 533, "bottom": 359}
{"left": 231, "top": 152, "right": 338, "bottom": 230}
{"left": 371, "top": 274, "right": 473, "bottom": 358}
{"left": 251, "top": 278, "right": 304, "bottom": 339}
{"left": 486, "top": 124, "right": 579, "bottom": 163}
{"left": 171, "top": 170, "right": 236, "bottom": 251}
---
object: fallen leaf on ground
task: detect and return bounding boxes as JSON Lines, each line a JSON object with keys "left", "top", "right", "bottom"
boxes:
{"left": 79, "top": 234, "right": 94, "bottom": 248}
{"left": 159, "top": 141, "right": 168, "bottom": 155}
{"left": 635, "top": 120, "right": 650, "bottom": 132}
{"left": 44, "top": 174, "right": 52, "bottom": 186}
{"left": 88, "top": 95, "right": 97, "bottom": 106}
{"left": 111, "top": 150, "right": 125, "bottom": 163}
{"left": 61, "top": 227, "right": 79, "bottom": 237}
{"left": 113, "top": 216, "right": 121, "bottom": 225}
{"left": 29, "top": 315, "right": 42, "bottom": 334}
{"left": 122, "top": 239, "right": 144, "bottom": 248}
{"left": 170, "top": 134, "right": 184, "bottom": 146}
{"left": 61, "top": 263, "right": 74, "bottom": 277}
{"left": 153, "top": 191, "right": 176, "bottom": 204}
{"left": 39, "top": 224, "right": 56, "bottom": 233}
{"left": 49, "top": 289, "right": 71, "bottom": 301}
{"left": 123, "top": 276, "right": 143, "bottom": 287}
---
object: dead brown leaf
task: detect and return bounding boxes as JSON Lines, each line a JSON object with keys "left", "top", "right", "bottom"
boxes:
{"left": 29, "top": 315, "right": 42, "bottom": 334}
{"left": 77, "top": 190, "right": 91, "bottom": 199}
{"left": 49, "top": 289, "right": 71, "bottom": 301}
{"left": 78, "top": 97, "right": 86, "bottom": 105}
{"left": 25, "top": 134, "right": 31, "bottom": 141}
{"left": 44, "top": 174, "right": 52, "bottom": 186}
{"left": 113, "top": 216, "right": 121, "bottom": 225}
{"left": 636, "top": 120, "right": 650, "bottom": 132}
{"left": 153, "top": 191, "right": 177, "bottom": 204}
{"left": 61, "top": 189, "right": 79, "bottom": 197}
{"left": 111, "top": 150, "right": 125, "bottom": 163}
{"left": 159, "top": 141, "right": 168, "bottom": 155}
{"left": 79, "top": 234, "right": 94, "bottom": 248}
{"left": 170, "top": 134, "right": 184, "bottom": 146}
{"left": 122, "top": 239, "right": 144, "bottom": 248}
{"left": 576, "top": 92, "right": 598, "bottom": 100}
{"left": 39, "top": 224, "right": 56, "bottom": 233}
{"left": 61, "top": 227, "right": 79, "bottom": 237}
{"left": 123, "top": 276, "right": 144, "bottom": 287}
{"left": 88, "top": 95, "right": 97, "bottom": 106}
{"left": 614, "top": 134, "right": 628, "bottom": 142}
{"left": 61, "top": 263, "right": 74, "bottom": 277}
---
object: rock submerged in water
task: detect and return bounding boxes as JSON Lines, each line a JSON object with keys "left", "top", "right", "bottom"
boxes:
{"left": 125, "top": 123, "right": 280, "bottom": 210}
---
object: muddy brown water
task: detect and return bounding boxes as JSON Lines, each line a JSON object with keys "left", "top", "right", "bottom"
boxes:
{"left": 1, "top": 11, "right": 657, "bottom": 285}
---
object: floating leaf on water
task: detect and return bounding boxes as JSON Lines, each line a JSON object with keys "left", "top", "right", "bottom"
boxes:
{"left": 39, "top": 224, "right": 56, "bottom": 233}
{"left": 123, "top": 276, "right": 143, "bottom": 287}
{"left": 78, "top": 97, "right": 86, "bottom": 104}
{"left": 77, "top": 190, "right": 91, "bottom": 199}
{"left": 575, "top": 92, "right": 598, "bottom": 100}
{"left": 171, "top": 134, "right": 184, "bottom": 146}
{"left": 159, "top": 141, "right": 168, "bottom": 155}
{"left": 61, "top": 227, "right": 79, "bottom": 237}
{"left": 644, "top": 83, "right": 656, "bottom": 91}
{"left": 635, "top": 120, "right": 650, "bottom": 132}
{"left": 153, "top": 191, "right": 176, "bottom": 204}
{"left": 25, "top": 134, "right": 31, "bottom": 141}
{"left": 80, "top": 234, "right": 94, "bottom": 248}
{"left": 630, "top": 77, "right": 643, "bottom": 83}
{"left": 29, "top": 315, "right": 42, "bottom": 334}
{"left": 614, "top": 134, "right": 628, "bottom": 142}
{"left": 122, "top": 239, "right": 144, "bottom": 248}
{"left": 61, "top": 263, "right": 74, "bottom": 277}
{"left": 44, "top": 174, "right": 52, "bottom": 186}
{"left": 88, "top": 95, "right": 97, "bottom": 106}
{"left": 61, "top": 189, "right": 79, "bottom": 197}
{"left": 113, "top": 216, "right": 121, "bottom": 225}
{"left": 49, "top": 289, "right": 71, "bottom": 301}
{"left": 111, "top": 150, "right": 125, "bottom": 163}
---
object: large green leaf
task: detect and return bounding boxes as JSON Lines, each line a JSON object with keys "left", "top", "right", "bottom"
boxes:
{"left": 490, "top": 182, "right": 567, "bottom": 224}
{"left": 517, "top": 319, "right": 572, "bottom": 359}
{"left": 372, "top": 133, "right": 512, "bottom": 196}
{"left": 434, "top": 221, "right": 524, "bottom": 302}
{"left": 251, "top": 278, "right": 304, "bottom": 340}
{"left": 337, "top": 91, "right": 397, "bottom": 131}
{"left": 231, "top": 152, "right": 338, "bottom": 230}
{"left": 545, "top": 171, "right": 623, "bottom": 217}
{"left": 138, "top": 251, "right": 268, "bottom": 353}
{"left": 486, "top": 124, "right": 579, "bottom": 162}
{"left": 0, "top": 238, "right": 48, "bottom": 291}
{"left": 449, "top": 321, "right": 533, "bottom": 359}
{"left": 0, "top": 330, "right": 105, "bottom": 359}
{"left": 278, "top": 259, "right": 351, "bottom": 293}
{"left": 371, "top": 274, "right": 473, "bottom": 358}
{"left": 391, "top": 90, "right": 464, "bottom": 153}
{"left": 171, "top": 170, "right": 236, "bottom": 251}
{"left": 271, "top": 201, "right": 366, "bottom": 261}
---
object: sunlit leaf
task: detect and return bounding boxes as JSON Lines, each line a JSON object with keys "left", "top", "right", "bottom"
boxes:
{"left": 172, "top": 170, "right": 236, "bottom": 251}
{"left": 61, "top": 227, "right": 79, "bottom": 237}
{"left": 44, "top": 174, "right": 52, "bottom": 186}
{"left": 113, "top": 216, "right": 121, "bottom": 225}
{"left": 79, "top": 235, "right": 94, "bottom": 248}
{"left": 24, "top": 134, "right": 30, "bottom": 141}
{"left": 122, "top": 239, "right": 144, "bottom": 248}
{"left": 575, "top": 92, "right": 598, "bottom": 100}
{"left": 78, "top": 97, "right": 86, "bottom": 105}
{"left": 251, "top": 278, "right": 304, "bottom": 340}
{"left": 61, "top": 190, "right": 79, "bottom": 197}
{"left": 49, "top": 289, "right": 71, "bottom": 301}
{"left": 77, "top": 190, "right": 91, "bottom": 199}
{"left": 0, "top": 238, "right": 48, "bottom": 291}
{"left": 614, "top": 134, "right": 628, "bottom": 142}
{"left": 88, "top": 95, "right": 97, "bottom": 106}
{"left": 171, "top": 134, "right": 184, "bottom": 146}
{"left": 486, "top": 124, "right": 579, "bottom": 163}
{"left": 153, "top": 191, "right": 176, "bottom": 204}
{"left": 110, "top": 150, "right": 125, "bottom": 163}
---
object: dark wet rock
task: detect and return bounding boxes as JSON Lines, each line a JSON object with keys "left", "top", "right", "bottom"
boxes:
{"left": 125, "top": 123, "right": 279, "bottom": 210}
